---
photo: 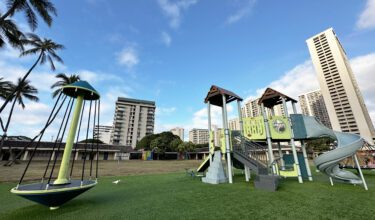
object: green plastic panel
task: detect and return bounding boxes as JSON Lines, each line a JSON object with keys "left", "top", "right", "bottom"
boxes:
{"left": 268, "top": 116, "right": 292, "bottom": 140}
{"left": 209, "top": 131, "right": 214, "bottom": 154}
{"left": 243, "top": 116, "right": 266, "bottom": 140}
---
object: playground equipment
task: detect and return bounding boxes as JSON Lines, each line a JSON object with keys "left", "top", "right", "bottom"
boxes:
{"left": 202, "top": 150, "right": 228, "bottom": 184}
{"left": 10, "top": 81, "right": 101, "bottom": 209}
{"left": 199, "top": 86, "right": 369, "bottom": 191}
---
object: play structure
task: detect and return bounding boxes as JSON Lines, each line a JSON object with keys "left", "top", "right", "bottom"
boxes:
{"left": 198, "top": 85, "right": 369, "bottom": 191}
{"left": 10, "top": 81, "right": 101, "bottom": 209}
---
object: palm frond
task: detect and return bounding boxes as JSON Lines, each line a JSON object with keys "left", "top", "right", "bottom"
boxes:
{"left": 21, "top": 3, "right": 38, "bottom": 31}
{"left": 30, "top": 0, "right": 55, "bottom": 26}
{"left": 50, "top": 73, "right": 80, "bottom": 98}
{"left": 47, "top": 54, "right": 55, "bottom": 70}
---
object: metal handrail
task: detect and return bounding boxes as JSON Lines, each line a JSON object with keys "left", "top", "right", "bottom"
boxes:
{"left": 233, "top": 136, "right": 268, "bottom": 167}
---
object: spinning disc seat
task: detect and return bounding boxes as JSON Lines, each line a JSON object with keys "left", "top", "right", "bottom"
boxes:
{"left": 11, "top": 180, "right": 97, "bottom": 209}
{"left": 10, "top": 81, "right": 101, "bottom": 210}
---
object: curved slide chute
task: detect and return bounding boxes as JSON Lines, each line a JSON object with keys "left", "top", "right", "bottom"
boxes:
{"left": 291, "top": 114, "right": 366, "bottom": 185}
{"left": 314, "top": 131, "right": 364, "bottom": 184}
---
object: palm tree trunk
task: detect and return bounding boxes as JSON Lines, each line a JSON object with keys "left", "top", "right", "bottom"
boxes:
{"left": 0, "top": 53, "right": 42, "bottom": 113}
{"left": 0, "top": 96, "right": 18, "bottom": 162}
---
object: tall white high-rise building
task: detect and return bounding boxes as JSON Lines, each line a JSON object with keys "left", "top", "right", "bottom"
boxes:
{"left": 189, "top": 129, "right": 209, "bottom": 145}
{"left": 170, "top": 127, "right": 184, "bottom": 140}
{"left": 94, "top": 125, "right": 113, "bottom": 144}
{"left": 110, "top": 98, "right": 156, "bottom": 148}
{"left": 306, "top": 28, "right": 375, "bottom": 144}
{"left": 299, "top": 90, "right": 332, "bottom": 129}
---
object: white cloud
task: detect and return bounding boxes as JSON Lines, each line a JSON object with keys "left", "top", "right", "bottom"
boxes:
{"left": 350, "top": 53, "right": 375, "bottom": 124}
{"left": 244, "top": 60, "right": 319, "bottom": 103}
{"left": 225, "top": 0, "right": 256, "bottom": 25}
{"left": 0, "top": 60, "right": 56, "bottom": 93}
{"left": 158, "top": 0, "right": 198, "bottom": 29}
{"left": 0, "top": 46, "right": 21, "bottom": 59}
{"left": 117, "top": 46, "right": 139, "bottom": 69}
{"left": 77, "top": 69, "right": 122, "bottom": 84}
{"left": 357, "top": 0, "right": 375, "bottom": 30}
{"left": 161, "top": 31, "right": 172, "bottom": 47}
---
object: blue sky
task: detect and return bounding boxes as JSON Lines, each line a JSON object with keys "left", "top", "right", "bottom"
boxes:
{"left": 1, "top": 0, "right": 375, "bottom": 140}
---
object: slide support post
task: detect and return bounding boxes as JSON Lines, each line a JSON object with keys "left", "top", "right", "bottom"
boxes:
{"left": 354, "top": 154, "right": 368, "bottom": 190}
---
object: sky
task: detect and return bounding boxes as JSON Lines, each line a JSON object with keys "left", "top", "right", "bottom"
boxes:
{"left": 1, "top": 0, "right": 375, "bottom": 141}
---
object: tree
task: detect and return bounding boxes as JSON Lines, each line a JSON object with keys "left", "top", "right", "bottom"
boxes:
{"left": 51, "top": 73, "right": 80, "bottom": 98}
{"left": 306, "top": 137, "right": 333, "bottom": 153}
{"left": 177, "top": 141, "right": 195, "bottom": 153}
{"left": 0, "top": 78, "right": 39, "bottom": 161}
{"left": 0, "top": 33, "right": 64, "bottom": 113}
{"left": 1, "top": 0, "right": 57, "bottom": 31}
{"left": 0, "top": 13, "right": 24, "bottom": 49}
{"left": 158, "top": 132, "right": 180, "bottom": 151}
{"left": 150, "top": 137, "right": 163, "bottom": 151}
{"left": 170, "top": 138, "right": 182, "bottom": 152}
{"left": 79, "top": 138, "right": 104, "bottom": 144}
{"left": 0, "top": 77, "right": 14, "bottom": 99}
{"left": 136, "top": 134, "right": 158, "bottom": 150}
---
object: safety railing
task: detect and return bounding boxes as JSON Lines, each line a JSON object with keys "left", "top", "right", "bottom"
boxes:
{"left": 232, "top": 135, "right": 269, "bottom": 168}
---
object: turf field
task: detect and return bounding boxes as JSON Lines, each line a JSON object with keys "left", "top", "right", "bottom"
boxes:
{"left": 0, "top": 160, "right": 374, "bottom": 220}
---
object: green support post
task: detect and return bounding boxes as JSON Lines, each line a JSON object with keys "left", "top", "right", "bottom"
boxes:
{"left": 54, "top": 95, "right": 84, "bottom": 185}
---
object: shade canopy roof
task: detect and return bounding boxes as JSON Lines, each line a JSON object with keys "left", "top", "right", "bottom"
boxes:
{"left": 62, "top": 81, "right": 100, "bottom": 100}
{"left": 204, "top": 85, "right": 243, "bottom": 107}
{"left": 258, "top": 87, "right": 297, "bottom": 108}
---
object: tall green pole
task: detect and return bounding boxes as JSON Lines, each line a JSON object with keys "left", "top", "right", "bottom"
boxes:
{"left": 54, "top": 95, "right": 84, "bottom": 185}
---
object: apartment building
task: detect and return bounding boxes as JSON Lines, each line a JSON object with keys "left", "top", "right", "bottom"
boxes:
{"left": 306, "top": 28, "right": 375, "bottom": 144}
{"left": 111, "top": 98, "right": 156, "bottom": 148}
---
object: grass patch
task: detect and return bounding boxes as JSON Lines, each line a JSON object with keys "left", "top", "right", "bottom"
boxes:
{"left": 0, "top": 166, "right": 374, "bottom": 219}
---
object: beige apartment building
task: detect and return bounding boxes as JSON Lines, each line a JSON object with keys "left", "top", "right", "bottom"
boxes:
{"left": 110, "top": 97, "right": 156, "bottom": 148}
{"left": 170, "top": 127, "right": 184, "bottom": 140}
{"left": 242, "top": 98, "right": 261, "bottom": 118}
{"left": 189, "top": 128, "right": 209, "bottom": 145}
{"left": 228, "top": 118, "right": 240, "bottom": 131}
{"left": 94, "top": 125, "right": 113, "bottom": 144}
{"left": 306, "top": 28, "right": 375, "bottom": 144}
{"left": 242, "top": 98, "right": 284, "bottom": 118}
{"left": 299, "top": 90, "right": 332, "bottom": 129}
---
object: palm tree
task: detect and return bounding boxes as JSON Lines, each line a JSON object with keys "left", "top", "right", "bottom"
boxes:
{"left": 0, "top": 0, "right": 57, "bottom": 31}
{"left": 0, "top": 12, "right": 25, "bottom": 49}
{"left": 0, "top": 78, "right": 39, "bottom": 161}
{"left": 0, "top": 33, "right": 64, "bottom": 113}
{"left": 51, "top": 73, "right": 80, "bottom": 98}
{"left": 0, "top": 77, "right": 14, "bottom": 99}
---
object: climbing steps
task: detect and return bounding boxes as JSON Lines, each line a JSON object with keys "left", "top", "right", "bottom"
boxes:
{"left": 233, "top": 136, "right": 279, "bottom": 191}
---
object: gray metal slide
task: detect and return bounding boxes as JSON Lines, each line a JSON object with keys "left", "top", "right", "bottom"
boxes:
{"left": 291, "top": 114, "right": 365, "bottom": 184}
{"left": 314, "top": 131, "right": 364, "bottom": 184}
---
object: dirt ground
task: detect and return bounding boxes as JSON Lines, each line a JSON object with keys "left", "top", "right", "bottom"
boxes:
{"left": 0, "top": 160, "right": 202, "bottom": 183}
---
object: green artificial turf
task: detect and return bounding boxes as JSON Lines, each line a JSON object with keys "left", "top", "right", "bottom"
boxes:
{"left": 1, "top": 169, "right": 374, "bottom": 220}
